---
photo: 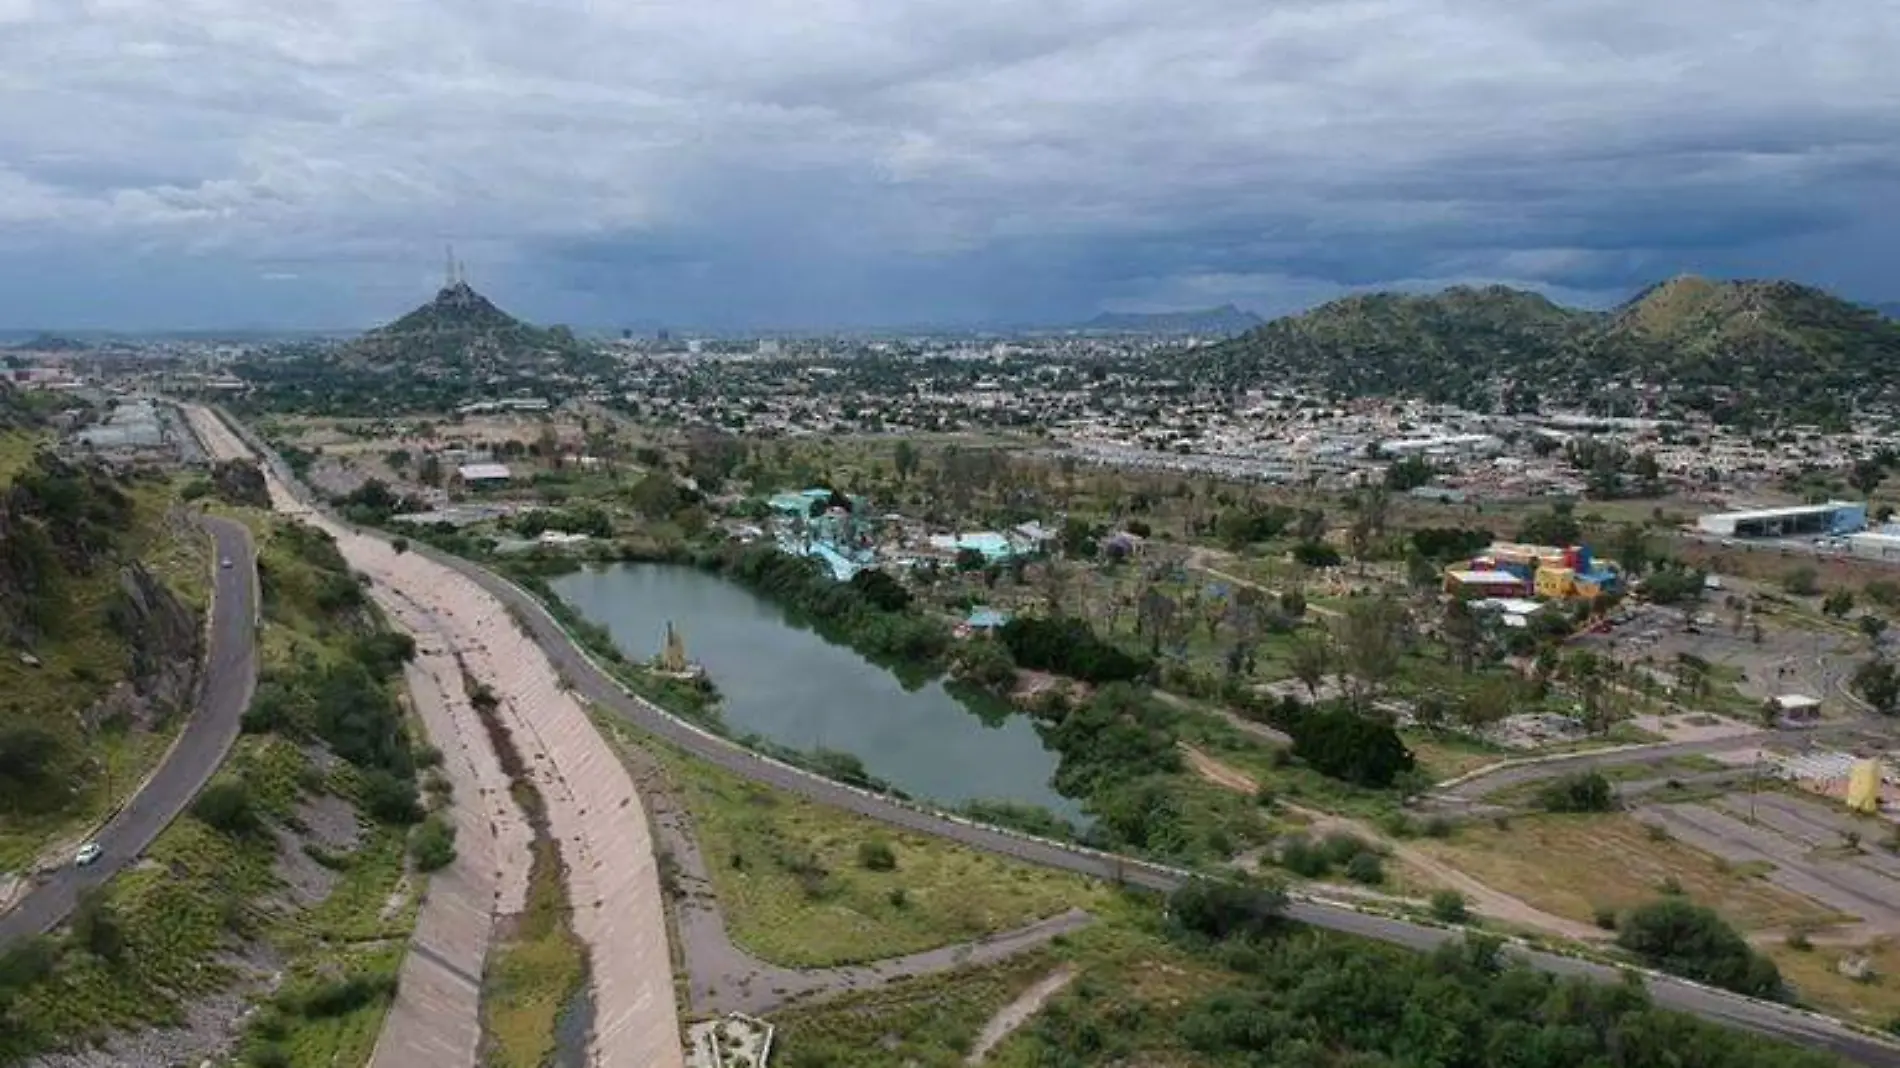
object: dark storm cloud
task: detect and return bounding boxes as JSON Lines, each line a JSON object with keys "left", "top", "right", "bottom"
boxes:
{"left": 0, "top": 0, "right": 1893, "bottom": 328}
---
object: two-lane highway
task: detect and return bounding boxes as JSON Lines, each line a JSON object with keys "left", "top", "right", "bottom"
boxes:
{"left": 0, "top": 516, "right": 257, "bottom": 946}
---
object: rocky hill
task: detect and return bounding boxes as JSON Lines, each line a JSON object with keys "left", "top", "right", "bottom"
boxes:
{"left": 1184, "top": 276, "right": 1900, "bottom": 425}
{"left": 343, "top": 280, "right": 605, "bottom": 379}
{"left": 236, "top": 281, "right": 616, "bottom": 413}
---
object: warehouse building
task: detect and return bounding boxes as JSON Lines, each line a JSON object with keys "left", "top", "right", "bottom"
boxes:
{"left": 1696, "top": 501, "right": 1867, "bottom": 539}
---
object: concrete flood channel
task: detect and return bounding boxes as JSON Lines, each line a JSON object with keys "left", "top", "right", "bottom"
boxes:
{"left": 550, "top": 563, "right": 1085, "bottom": 822}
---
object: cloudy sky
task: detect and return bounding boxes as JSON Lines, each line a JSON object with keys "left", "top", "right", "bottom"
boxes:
{"left": 1, "top": 0, "right": 1896, "bottom": 330}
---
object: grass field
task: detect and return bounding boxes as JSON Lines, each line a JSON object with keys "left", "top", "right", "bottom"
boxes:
{"left": 1768, "top": 938, "right": 1900, "bottom": 1030}
{"left": 621, "top": 723, "right": 1108, "bottom": 969}
{"left": 1415, "top": 813, "right": 1846, "bottom": 932}
{"left": 770, "top": 949, "right": 1061, "bottom": 1067}
{"left": 768, "top": 895, "right": 1228, "bottom": 1068}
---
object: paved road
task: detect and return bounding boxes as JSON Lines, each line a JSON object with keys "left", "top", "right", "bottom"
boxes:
{"left": 204, "top": 410, "right": 1900, "bottom": 1066}
{"left": 1434, "top": 728, "right": 1858, "bottom": 803}
{"left": 0, "top": 516, "right": 257, "bottom": 946}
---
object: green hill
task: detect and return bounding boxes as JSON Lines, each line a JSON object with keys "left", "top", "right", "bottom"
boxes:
{"left": 0, "top": 404, "right": 208, "bottom": 870}
{"left": 1185, "top": 276, "right": 1900, "bottom": 425}
{"left": 236, "top": 282, "right": 614, "bottom": 414}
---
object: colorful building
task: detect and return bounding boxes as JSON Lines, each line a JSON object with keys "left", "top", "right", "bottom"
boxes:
{"left": 1447, "top": 541, "right": 1620, "bottom": 602}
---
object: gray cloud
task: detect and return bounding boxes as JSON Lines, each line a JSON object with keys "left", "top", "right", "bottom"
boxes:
{"left": 0, "top": 0, "right": 1894, "bottom": 328}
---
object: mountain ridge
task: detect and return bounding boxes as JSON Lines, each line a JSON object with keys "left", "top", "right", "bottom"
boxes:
{"left": 1080, "top": 304, "right": 1262, "bottom": 334}
{"left": 1184, "top": 275, "right": 1900, "bottom": 425}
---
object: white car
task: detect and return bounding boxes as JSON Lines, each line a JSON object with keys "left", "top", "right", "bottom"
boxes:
{"left": 220, "top": 557, "right": 234, "bottom": 569}
{"left": 74, "top": 842, "right": 102, "bottom": 867}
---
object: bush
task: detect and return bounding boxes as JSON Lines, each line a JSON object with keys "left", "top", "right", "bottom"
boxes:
{"left": 1167, "top": 879, "right": 1288, "bottom": 941}
{"left": 1288, "top": 707, "right": 1415, "bottom": 787}
{"left": 361, "top": 769, "right": 423, "bottom": 825}
{"left": 290, "top": 972, "right": 399, "bottom": 1019}
{"left": 414, "top": 744, "right": 444, "bottom": 769}
{"left": 193, "top": 780, "right": 263, "bottom": 836}
{"left": 1616, "top": 897, "right": 1783, "bottom": 999}
{"left": 410, "top": 814, "right": 457, "bottom": 872}
{"left": 1344, "top": 852, "right": 1385, "bottom": 885}
{"left": 999, "top": 616, "right": 1151, "bottom": 684}
{"left": 1292, "top": 542, "right": 1342, "bottom": 568}
{"left": 856, "top": 839, "right": 897, "bottom": 872}
{"left": 1430, "top": 890, "right": 1469, "bottom": 923}
{"left": 1594, "top": 906, "right": 1619, "bottom": 930}
{"left": 1535, "top": 771, "right": 1615, "bottom": 813}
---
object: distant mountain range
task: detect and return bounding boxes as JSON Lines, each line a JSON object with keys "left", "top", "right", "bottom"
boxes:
{"left": 7, "top": 333, "right": 91, "bottom": 353}
{"left": 1077, "top": 304, "right": 1263, "bottom": 335}
{"left": 1183, "top": 276, "right": 1900, "bottom": 425}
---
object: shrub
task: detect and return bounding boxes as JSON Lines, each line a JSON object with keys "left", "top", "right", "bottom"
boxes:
{"left": 193, "top": 780, "right": 263, "bottom": 836}
{"left": 1277, "top": 834, "right": 1330, "bottom": 878}
{"left": 1344, "top": 852, "right": 1385, "bottom": 885}
{"left": 1536, "top": 771, "right": 1615, "bottom": 813}
{"left": 410, "top": 814, "right": 457, "bottom": 872}
{"left": 887, "top": 887, "right": 908, "bottom": 909}
{"left": 291, "top": 972, "right": 399, "bottom": 1019}
{"left": 1430, "top": 890, "right": 1468, "bottom": 923}
{"left": 1594, "top": 906, "right": 1619, "bottom": 930}
{"left": 1168, "top": 879, "right": 1288, "bottom": 941}
{"left": 1288, "top": 708, "right": 1415, "bottom": 787}
{"left": 1616, "top": 898, "right": 1783, "bottom": 999}
{"left": 414, "top": 745, "right": 444, "bottom": 769}
{"left": 856, "top": 839, "right": 898, "bottom": 872}
{"left": 361, "top": 769, "right": 423, "bottom": 825}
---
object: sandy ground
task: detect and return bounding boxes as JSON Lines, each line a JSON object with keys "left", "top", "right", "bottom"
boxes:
{"left": 965, "top": 965, "right": 1075, "bottom": 1064}
{"left": 188, "top": 406, "right": 683, "bottom": 1068}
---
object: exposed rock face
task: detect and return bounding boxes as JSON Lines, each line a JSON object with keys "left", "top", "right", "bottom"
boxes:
{"left": 210, "top": 458, "right": 270, "bottom": 509}
{"left": 94, "top": 560, "right": 203, "bottom": 730}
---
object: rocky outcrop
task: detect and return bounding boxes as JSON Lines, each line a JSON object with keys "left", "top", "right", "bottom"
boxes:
{"left": 210, "top": 459, "right": 270, "bottom": 509}
{"left": 89, "top": 561, "right": 203, "bottom": 731}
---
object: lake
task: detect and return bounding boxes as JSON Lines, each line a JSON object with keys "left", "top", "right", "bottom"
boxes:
{"left": 549, "top": 563, "right": 1083, "bottom": 821}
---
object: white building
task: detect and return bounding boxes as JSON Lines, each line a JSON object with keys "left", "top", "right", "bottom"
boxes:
{"left": 457, "top": 462, "right": 512, "bottom": 485}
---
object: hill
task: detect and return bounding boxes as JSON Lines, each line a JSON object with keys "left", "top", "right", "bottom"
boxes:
{"left": 345, "top": 280, "right": 595, "bottom": 375}
{"left": 6, "top": 333, "right": 90, "bottom": 353}
{"left": 0, "top": 435, "right": 206, "bottom": 868}
{"left": 1080, "top": 304, "right": 1263, "bottom": 335}
{"left": 1185, "top": 276, "right": 1900, "bottom": 424}
{"left": 236, "top": 281, "right": 617, "bottom": 414}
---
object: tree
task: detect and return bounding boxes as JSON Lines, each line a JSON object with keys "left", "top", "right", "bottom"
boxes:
{"left": 1333, "top": 597, "right": 1407, "bottom": 714}
{"left": 1442, "top": 597, "right": 1483, "bottom": 672}
{"left": 1289, "top": 633, "right": 1330, "bottom": 700}
{"left": 1537, "top": 771, "right": 1615, "bottom": 812}
{"left": 892, "top": 439, "right": 919, "bottom": 483}
{"left": 1288, "top": 707, "right": 1415, "bottom": 787}
{"left": 1616, "top": 897, "right": 1784, "bottom": 999}
{"left": 1853, "top": 659, "right": 1900, "bottom": 715}
{"left": 1430, "top": 890, "right": 1469, "bottom": 923}
{"left": 1823, "top": 589, "right": 1856, "bottom": 618}
{"left": 1167, "top": 878, "right": 1287, "bottom": 941}
{"left": 410, "top": 814, "right": 457, "bottom": 872}
{"left": 1850, "top": 458, "right": 1887, "bottom": 497}
{"left": 192, "top": 780, "right": 262, "bottom": 836}
{"left": 1860, "top": 614, "right": 1889, "bottom": 647}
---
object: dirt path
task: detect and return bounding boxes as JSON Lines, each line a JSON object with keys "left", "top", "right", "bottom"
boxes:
{"left": 1184, "top": 549, "right": 1341, "bottom": 619}
{"left": 1180, "top": 743, "right": 1260, "bottom": 795}
{"left": 965, "top": 965, "right": 1076, "bottom": 1064}
{"left": 1282, "top": 803, "right": 1610, "bottom": 943}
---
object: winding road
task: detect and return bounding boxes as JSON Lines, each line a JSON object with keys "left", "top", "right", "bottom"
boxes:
{"left": 0, "top": 516, "right": 257, "bottom": 947}
{"left": 196, "top": 407, "right": 1900, "bottom": 1067}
